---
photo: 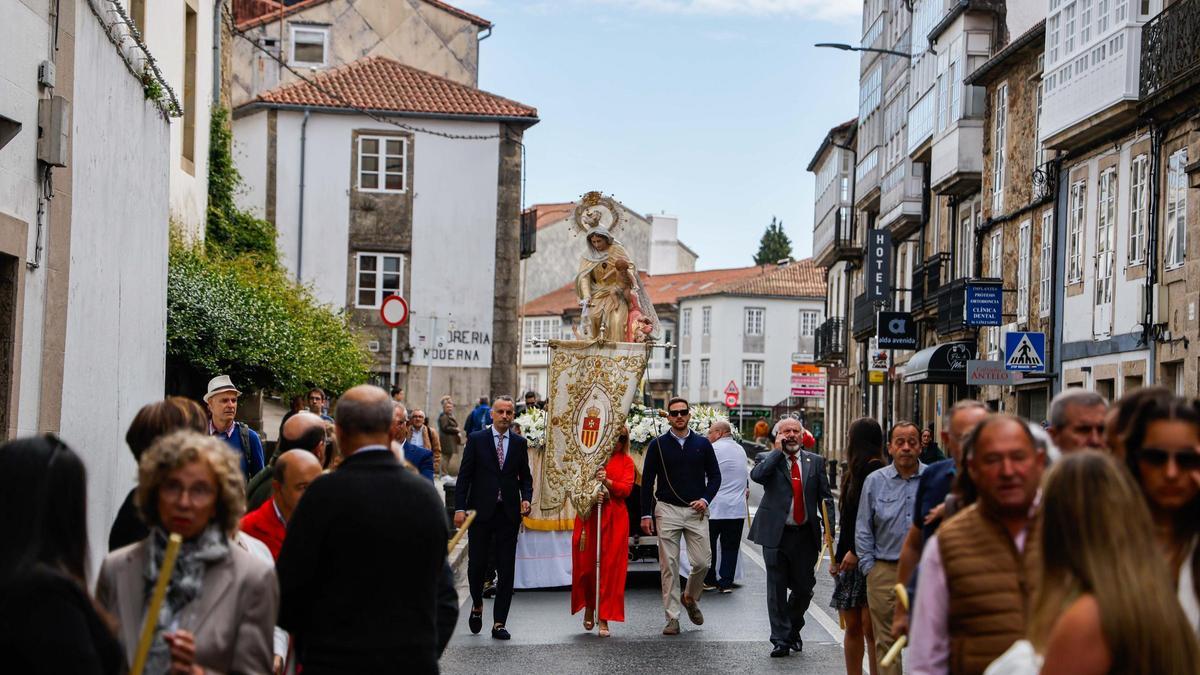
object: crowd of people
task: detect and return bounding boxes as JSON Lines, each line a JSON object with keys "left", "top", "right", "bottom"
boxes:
{"left": 2, "top": 371, "right": 1199, "bottom": 674}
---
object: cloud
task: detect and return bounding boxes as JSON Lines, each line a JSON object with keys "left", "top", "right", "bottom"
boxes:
{"left": 591, "top": 0, "right": 861, "bottom": 21}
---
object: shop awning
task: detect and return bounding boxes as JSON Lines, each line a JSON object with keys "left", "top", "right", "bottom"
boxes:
{"left": 903, "top": 341, "right": 976, "bottom": 384}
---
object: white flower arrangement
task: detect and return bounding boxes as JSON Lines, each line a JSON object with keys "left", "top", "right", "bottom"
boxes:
{"left": 514, "top": 407, "right": 547, "bottom": 448}
{"left": 519, "top": 402, "right": 743, "bottom": 452}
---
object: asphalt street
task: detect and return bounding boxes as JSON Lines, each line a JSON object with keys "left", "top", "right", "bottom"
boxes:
{"left": 441, "top": 468, "right": 856, "bottom": 674}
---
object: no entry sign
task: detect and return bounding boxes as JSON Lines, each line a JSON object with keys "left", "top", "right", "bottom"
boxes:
{"left": 380, "top": 295, "right": 409, "bottom": 327}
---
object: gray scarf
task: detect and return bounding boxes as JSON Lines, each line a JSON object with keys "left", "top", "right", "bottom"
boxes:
{"left": 143, "top": 525, "right": 230, "bottom": 674}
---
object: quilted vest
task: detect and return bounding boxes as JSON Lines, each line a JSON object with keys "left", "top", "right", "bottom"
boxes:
{"left": 937, "top": 503, "right": 1041, "bottom": 675}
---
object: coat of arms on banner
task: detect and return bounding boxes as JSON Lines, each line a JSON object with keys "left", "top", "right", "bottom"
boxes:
{"left": 539, "top": 340, "right": 649, "bottom": 519}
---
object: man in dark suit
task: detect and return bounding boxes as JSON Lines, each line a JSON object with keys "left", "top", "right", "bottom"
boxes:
{"left": 749, "top": 417, "right": 835, "bottom": 658}
{"left": 454, "top": 395, "right": 532, "bottom": 640}
{"left": 277, "top": 385, "right": 453, "bottom": 674}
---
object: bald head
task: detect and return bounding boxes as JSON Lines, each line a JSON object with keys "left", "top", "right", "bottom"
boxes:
{"left": 335, "top": 385, "right": 394, "bottom": 455}
{"left": 272, "top": 449, "right": 323, "bottom": 520}
{"left": 706, "top": 420, "right": 732, "bottom": 443}
{"left": 281, "top": 411, "right": 327, "bottom": 464}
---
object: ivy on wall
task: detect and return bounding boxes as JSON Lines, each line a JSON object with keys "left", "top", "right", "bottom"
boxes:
{"left": 164, "top": 108, "right": 371, "bottom": 396}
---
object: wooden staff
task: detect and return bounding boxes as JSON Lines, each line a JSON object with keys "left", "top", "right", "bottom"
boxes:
{"left": 131, "top": 532, "right": 183, "bottom": 675}
{"left": 880, "top": 583, "right": 911, "bottom": 667}
{"left": 595, "top": 499, "right": 603, "bottom": 616}
{"left": 447, "top": 510, "right": 477, "bottom": 553}
{"left": 816, "top": 500, "right": 835, "bottom": 573}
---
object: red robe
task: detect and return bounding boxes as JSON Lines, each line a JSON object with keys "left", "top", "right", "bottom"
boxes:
{"left": 571, "top": 451, "right": 635, "bottom": 622}
{"left": 240, "top": 498, "right": 286, "bottom": 560}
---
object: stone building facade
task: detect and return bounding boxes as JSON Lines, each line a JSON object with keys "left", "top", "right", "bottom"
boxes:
{"left": 229, "top": 0, "right": 490, "bottom": 108}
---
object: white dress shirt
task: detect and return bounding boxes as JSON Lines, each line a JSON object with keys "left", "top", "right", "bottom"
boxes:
{"left": 708, "top": 436, "right": 748, "bottom": 520}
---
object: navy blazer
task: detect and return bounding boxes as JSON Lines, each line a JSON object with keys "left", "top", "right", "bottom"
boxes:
{"left": 454, "top": 429, "right": 533, "bottom": 522}
{"left": 403, "top": 442, "right": 435, "bottom": 482}
{"left": 749, "top": 449, "right": 835, "bottom": 549}
{"left": 640, "top": 430, "right": 722, "bottom": 517}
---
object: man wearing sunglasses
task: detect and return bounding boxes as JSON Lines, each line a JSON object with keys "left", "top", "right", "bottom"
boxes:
{"left": 640, "top": 397, "right": 722, "bottom": 636}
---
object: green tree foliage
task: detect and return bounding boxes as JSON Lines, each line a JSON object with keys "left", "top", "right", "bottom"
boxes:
{"left": 167, "top": 237, "right": 371, "bottom": 395}
{"left": 753, "top": 216, "right": 793, "bottom": 265}
{"left": 206, "top": 107, "right": 277, "bottom": 262}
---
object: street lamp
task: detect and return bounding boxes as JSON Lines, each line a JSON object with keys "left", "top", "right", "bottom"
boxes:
{"left": 815, "top": 42, "right": 914, "bottom": 60}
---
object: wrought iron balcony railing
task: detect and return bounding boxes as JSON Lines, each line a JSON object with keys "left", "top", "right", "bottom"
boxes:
{"left": 852, "top": 293, "right": 877, "bottom": 341}
{"left": 936, "top": 277, "right": 968, "bottom": 335}
{"left": 1032, "top": 160, "right": 1059, "bottom": 202}
{"left": 815, "top": 317, "right": 847, "bottom": 364}
{"left": 1141, "top": 0, "right": 1200, "bottom": 101}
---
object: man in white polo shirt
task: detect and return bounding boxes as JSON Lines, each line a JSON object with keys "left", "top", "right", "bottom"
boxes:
{"left": 704, "top": 420, "right": 749, "bottom": 593}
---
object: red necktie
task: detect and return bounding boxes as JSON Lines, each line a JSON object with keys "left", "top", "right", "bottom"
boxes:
{"left": 790, "top": 455, "right": 806, "bottom": 525}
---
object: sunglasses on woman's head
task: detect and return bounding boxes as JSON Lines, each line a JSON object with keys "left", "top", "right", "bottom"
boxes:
{"left": 618, "top": 434, "right": 629, "bottom": 442}
{"left": 1139, "top": 447, "right": 1200, "bottom": 471}
{"left": 667, "top": 410, "right": 689, "bottom": 417}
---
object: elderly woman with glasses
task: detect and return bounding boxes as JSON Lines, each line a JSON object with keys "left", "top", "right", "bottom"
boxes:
{"left": 1122, "top": 393, "right": 1200, "bottom": 634}
{"left": 97, "top": 431, "right": 278, "bottom": 674}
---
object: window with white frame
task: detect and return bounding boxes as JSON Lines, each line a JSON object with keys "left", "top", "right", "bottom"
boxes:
{"left": 1166, "top": 148, "right": 1189, "bottom": 269}
{"left": 1068, "top": 180, "right": 1086, "bottom": 282}
{"left": 1048, "top": 15, "right": 1061, "bottom": 64}
{"left": 1040, "top": 211, "right": 1053, "bottom": 316}
{"left": 1098, "top": 0, "right": 1110, "bottom": 32}
{"left": 744, "top": 307, "right": 764, "bottom": 336}
{"left": 522, "top": 317, "right": 561, "bottom": 357}
{"left": 681, "top": 360, "right": 690, "bottom": 389}
{"left": 702, "top": 306, "right": 712, "bottom": 336}
{"left": 993, "top": 84, "right": 1008, "bottom": 213}
{"left": 681, "top": 308, "right": 692, "bottom": 337}
{"left": 1096, "top": 167, "right": 1117, "bottom": 306}
{"left": 1130, "top": 154, "right": 1148, "bottom": 264}
{"left": 957, "top": 201, "right": 976, "bottom": 279}
{"left": 355, "top": 252, "right": 405, "bottom": 308}
{"left": 1064, "top": 2, "right": 1077, "bottom": 55}
{"left": 289, "top": 24, "right": 329, "bottom": 67}
{"left": 743, "top": 361, "right": 763, "bottom": 389}
{"left": 1018, "top": 220, "right": 1031, "bottom": 322}
{"left": 800, "top": 310, "right": 819, "bottom": 337}
{"left": 700, "top": 359, "right": 710, "bottom": 389}
{"left": 524, "top": 373, "right": 539, "bottom": 396}
{"left": 1080, "top": 0, "right": 1092, "bottom": 44}
{"left": 357, "top": 136, "right": 407, "bottom": 192}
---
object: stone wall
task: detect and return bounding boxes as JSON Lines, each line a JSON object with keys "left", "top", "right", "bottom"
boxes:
{"left": 230, "top": 0, "right": 481, "bottom": 107}
{"left": 491, "top": 124, "right": 525, "bottom": 399}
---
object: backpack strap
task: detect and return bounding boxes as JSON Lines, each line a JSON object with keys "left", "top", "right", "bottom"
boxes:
{"left": 236, "top": 422, "right": 256, "bottom": 474}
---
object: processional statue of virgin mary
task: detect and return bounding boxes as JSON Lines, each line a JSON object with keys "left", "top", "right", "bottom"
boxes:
{"left": 573, "top": 192, "right": 661, "bottom": 343}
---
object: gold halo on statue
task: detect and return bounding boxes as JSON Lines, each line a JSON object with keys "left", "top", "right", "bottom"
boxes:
{"left": 573, "top": 191, "right": 627, "bottom": 236}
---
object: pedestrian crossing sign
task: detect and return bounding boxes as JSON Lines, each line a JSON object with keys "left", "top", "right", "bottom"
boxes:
{"left": 1004, "top": 331, "right": 1046, "bottom": 373}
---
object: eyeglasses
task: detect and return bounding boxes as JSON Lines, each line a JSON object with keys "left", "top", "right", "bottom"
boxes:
{"left": 667, "top": 409, "right": 689, "bottom": 417}
{"left": 1139, "top": 448, "right": 1200, "bottom": 471}
{"left": 161, "top": 480, "right": 216, "bottom": 504}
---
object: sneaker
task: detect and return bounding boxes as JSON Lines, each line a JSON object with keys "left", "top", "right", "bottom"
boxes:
{"left": 662, "top": 618, "right": 681, "bottom": 635}
{"left": 702, "top": 583, "right": 719, "bottom": 592}
{"left": 682, "top": 597, "right": 704, "bottom": 625}
{"left": 719, "top": 587, "right": 734, "bottom": 594}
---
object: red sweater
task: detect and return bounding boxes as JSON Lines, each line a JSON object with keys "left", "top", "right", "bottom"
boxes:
{"left": 240, "top": 498, "right": 287, "bottom": 560}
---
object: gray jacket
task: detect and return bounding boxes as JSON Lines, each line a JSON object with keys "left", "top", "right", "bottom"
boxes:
{"left": 749, "top": 449, "right": 835, "bottom": 549}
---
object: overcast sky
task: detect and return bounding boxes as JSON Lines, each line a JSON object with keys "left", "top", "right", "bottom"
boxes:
{"left": 457, "top": 0, "right": 862, "bottom": 269}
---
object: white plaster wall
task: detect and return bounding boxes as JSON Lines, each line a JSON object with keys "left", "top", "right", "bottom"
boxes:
{"left": 231, "top": 111, "right": 268, "bottom": 218}
{"left": 265, "top": 111, "right": 501, "bottom": 369}
{"left": 63, "top": 4, "right": 172, "bottom": 577}
{"left": 143, "top": 0, "right": 213, "bottom": 235}
{"left": 678, "top": 294, "right": 825, "bottom": 405}
{"left": 0, "top": 0, "right": 51, "bottom": 436}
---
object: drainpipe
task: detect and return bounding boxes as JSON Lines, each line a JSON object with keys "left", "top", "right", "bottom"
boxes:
{"left": 1145, "top": 124, "right": 1164, "bottom": 385}
{"left": 1052, "top": 156, "right": 1068, "bottom": 396}
{"left": 297, "top": 109, "right": 310, "bottom": 283}
{"left": 212, "top": 0, "right": 222, "bottom": 107}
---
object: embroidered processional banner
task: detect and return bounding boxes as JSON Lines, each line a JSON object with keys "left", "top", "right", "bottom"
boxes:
{"left": 530, "top": 339, "right": 648, "bottom": 528}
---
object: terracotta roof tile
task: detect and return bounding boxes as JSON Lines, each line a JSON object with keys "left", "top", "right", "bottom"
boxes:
{"left": 246, "top": 56, "right": 537, "bottom": 120}
{"left": 524, "top": 202, "right": 577, "bottom": 231}
{"left": 522, "top": 265, "right": 774, "bottom": 317}
{"left": 678, "top": 258, "right": 826, "bottom": 300}
{"left": 236, "top": 0, "right": 492, "bottom": 30}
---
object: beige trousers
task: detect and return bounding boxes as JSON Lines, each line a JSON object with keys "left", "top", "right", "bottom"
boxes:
{"left": 654, "top": 502, "right": 711, "bottom": 621}
{"left": 867, "top": 561, "right": 901, "bottom": 675}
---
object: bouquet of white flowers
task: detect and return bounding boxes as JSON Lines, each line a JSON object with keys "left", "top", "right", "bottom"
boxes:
{"left": 514, "top": 407, "right": 547, "bottom": 448}
{"left": 624, "top": 403, "right": 741, "bottom": 451}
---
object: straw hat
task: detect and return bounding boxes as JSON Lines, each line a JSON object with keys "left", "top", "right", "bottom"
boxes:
{"left": 203, "top": 375, "right": 241, "bottom": 402}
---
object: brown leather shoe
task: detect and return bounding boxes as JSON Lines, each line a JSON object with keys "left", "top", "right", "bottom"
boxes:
{"left": 682, "top": 597, "right": 704, "bottom": 625}
{"left": 662, "top": 619, "right": 680, "bottom": 635}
